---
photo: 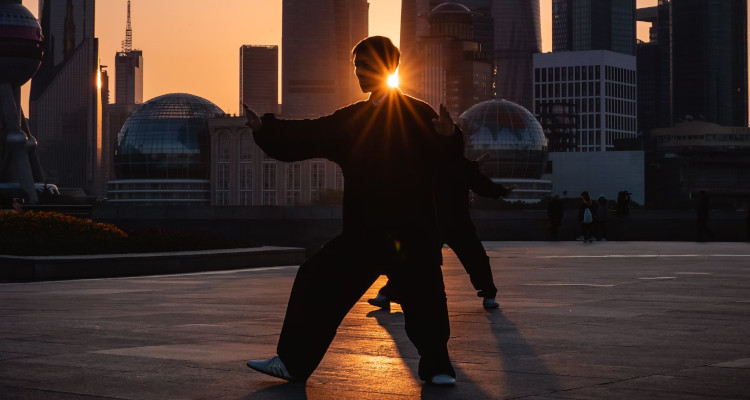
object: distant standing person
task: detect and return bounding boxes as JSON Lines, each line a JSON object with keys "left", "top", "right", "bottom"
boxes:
{"left": 595, "top": 195, "right": 608, "bottom": 241}
{"left": 547, "top": 194, "right": 564, "bottom": 240}
{"left": 243, "top": 36, "right": 462, "bottom": 386}
{"left": 368, "top": 156, "right": 514, "bottom": 310}
{"left": 616, "top": 190, "right": 631, "bottom": 240}
{"left": 579, "top": 191, "right": 597, "bottom": 243}
{"left": 697, "top": 191, "right": 711, "bottom": 241}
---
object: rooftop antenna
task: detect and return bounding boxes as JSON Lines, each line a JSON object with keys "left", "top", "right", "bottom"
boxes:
{"left": 121, "top": 0, "right": 132, "bottom": 52}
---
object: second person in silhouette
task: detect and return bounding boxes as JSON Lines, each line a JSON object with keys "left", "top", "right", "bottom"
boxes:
{"left": 368, "top": 154, "right": 514, "bottom": 310}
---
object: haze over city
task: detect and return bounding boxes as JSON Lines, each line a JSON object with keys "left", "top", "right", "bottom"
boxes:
{"left": 20, "top": 0, "right": 661, "bottom": 114}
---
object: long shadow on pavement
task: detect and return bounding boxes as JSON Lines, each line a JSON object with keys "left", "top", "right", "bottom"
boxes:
{"left": 237, "top": 381, "right": 308, "bottom": 400}
{"left": 485, "top": 309, "right": 562, "bottom": 397}
{"left": 367, "top": 309, "right": 497, "bottom": 400}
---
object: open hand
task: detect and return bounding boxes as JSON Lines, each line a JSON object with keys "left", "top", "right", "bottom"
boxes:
{"left": 432, "top": 103, "right": 454, "bottom": 136}
{"left": 243, "top": 102, "right": 261, "bottom": 131}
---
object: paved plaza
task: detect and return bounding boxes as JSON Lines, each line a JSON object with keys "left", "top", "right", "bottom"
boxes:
{"left": 1, "top": 241, "right": 749, "bottom": 399}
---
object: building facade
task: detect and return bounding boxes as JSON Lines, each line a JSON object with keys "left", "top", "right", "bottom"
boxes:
{"left": 239, "top": 45, "right": 278, "bottom": 115}
{"left": 647, "top": 121, "right": 750, "bottom": 208}
{"left": 533, "top": 50, "right": 637, "bottom": 152}
{"left": 400, "top": 0, "right": 540, "bottom": 110}
{"left": 552, "top": 0, "right": 636, "bottom": 55}
{"left": 30, "top": 0, "right": 102, "bottom": 195}
{"left": 207, "top": 117, "right": 343, "bottom": 206}
{"left": 114, "top": 50, "right": 142, "bottom": 105}
{"left": 671, "top": 0, "right": 748, "bottom": 127}
{"left": 419, "top": 3, "right": 492, "bottom": 117}
{"left": 635, "top": 0, "right": 671, "bottom": 138}
{"left": 281, "top": 0, "right": 368, "bottom": 118}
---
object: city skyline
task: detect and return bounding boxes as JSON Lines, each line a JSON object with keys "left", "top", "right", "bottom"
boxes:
{"left": 20, "top": 0, "right": 686, "bottom": 116}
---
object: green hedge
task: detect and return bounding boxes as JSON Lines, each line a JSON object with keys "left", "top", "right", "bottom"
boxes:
{"left": 0, "top": 211, "right": 256, "bottom": 256}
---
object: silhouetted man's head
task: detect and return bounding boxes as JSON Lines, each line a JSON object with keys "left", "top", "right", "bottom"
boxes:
{"left": 351, "top": 36, "right": 400, "bottom": 94}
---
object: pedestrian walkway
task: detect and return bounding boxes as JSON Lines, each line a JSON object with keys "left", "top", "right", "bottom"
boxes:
{"left": 1, "top": 241, "right": 749, "bottom": 399}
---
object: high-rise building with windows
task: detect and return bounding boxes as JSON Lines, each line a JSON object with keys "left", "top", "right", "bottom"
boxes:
{"left": 419, "top": 3, "right": 492, "bottom": 117}
{"left": 240, "top": 45, "right": 278, "bottom": 116}
{"left": 400, "top": 0, "right": 540, "bottom": 110}
{"left": 552, "top": 0, "right": 636, "bottom": 56}
{"left": 534, "top": 50, "right": 637, "bottom": 152}
{"left": 671, "top": 0, "right": 747, "bottom": 127}
{"left": 30, "top": 0, "right": 102, "bottom": 195}
{"left": 114, "top": 50, "right": 142, "bottom": 105}
{"left": 635, "top": 1, "right": 671, "bottom": 138}
{"left": 491, "top": 0, "right": 541, "bottom": 111}
{"left": 281, "top": 0, "right": 368, "bottom": 117}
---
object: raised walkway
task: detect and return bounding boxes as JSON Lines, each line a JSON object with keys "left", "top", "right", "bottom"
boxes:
{"left": 1, "top": 241, "right": 749, "bottom": 399}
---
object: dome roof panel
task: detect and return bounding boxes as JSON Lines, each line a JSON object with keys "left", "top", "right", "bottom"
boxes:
{"left": 431, "top": 2, "right": 472, "bottom": 14}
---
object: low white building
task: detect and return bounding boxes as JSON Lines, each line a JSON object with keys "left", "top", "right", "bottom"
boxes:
{"left": 543, "top": 150, "right": 645, "bottom": 204}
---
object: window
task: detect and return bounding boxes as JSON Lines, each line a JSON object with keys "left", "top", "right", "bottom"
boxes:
{"left": 215, "top": 133, "right": 230, "bottom": 205}
{"left": 239, "top": 163, "right": 252, "bottom": 205}
{"left": 285, "top": 163, "right": 301, "bottom": 205}
{"left": 263, "top": 162, "right": 277, "bottom": 205}
{"left": 311, "top": 161, "right": 325, "bottom": 201}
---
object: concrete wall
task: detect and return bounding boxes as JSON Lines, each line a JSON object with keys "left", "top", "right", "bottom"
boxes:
{"left": 93, "top": 205, "right": 749, "bottom": 254}
{"left": 543, "top": 151, "right": 645, "bottom": 204}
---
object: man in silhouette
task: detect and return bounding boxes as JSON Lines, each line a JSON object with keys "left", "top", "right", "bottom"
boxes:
{"left": 244, "top": 36, "right": 460, "bottom": 386}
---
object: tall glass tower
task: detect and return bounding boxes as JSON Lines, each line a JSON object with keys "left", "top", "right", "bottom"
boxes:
{"left": 30, "top": 0, "right": 102, "bottom": 195}
{"left": 281, "top": 0, "right": 368, "bottom": 118}
{"left": 400, "top": 0, "right": 540, "bottom": 110}
{"left": 552, "top": 0, "right": 636, "bottom": 56}
{"left": 671, "top": 0, "right": 748, "bottom": 127}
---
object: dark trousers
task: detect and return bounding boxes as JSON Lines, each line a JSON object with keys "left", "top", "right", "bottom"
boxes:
{"left": 380, "top": 221, "right": 497, "bottom": 300}
{"left": 277, "top": 233, "right": 454, "bottom": 381}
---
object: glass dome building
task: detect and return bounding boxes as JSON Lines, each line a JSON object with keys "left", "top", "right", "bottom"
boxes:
{"left": 108, "top": 93, "right": 225, "bottom": 204}
{"left": 459, "top": 99, "right": 551, "bottom": 202}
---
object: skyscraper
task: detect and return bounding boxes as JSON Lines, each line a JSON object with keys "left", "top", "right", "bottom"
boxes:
{"left": 636, "top": 0, "right": 671, "bottom": 136}
{"left": 492, "top": 0, "right": 541, "bottom": 110}
{"left": 281, "top": 0, "right": 368, "bottom": 117}
{"left": 400, "top": 0, "right": 540, "bottom": 110}
{"left": 671, "top": 0, "right": 748, "bottom": 127}
{"left": 240, "top": 45, "right": 278, "bottom": 115}
{"left": 114, "top": 0, "right": 142, "bottom": 105}
{"left": 419, "top": 3, "right": 492, "bottom": 116}
{"left": 30, "top": 0, "right": 102, "bottom": 195}
{"left": 114, "top": 51, "right": 142, "bottom": 105}
{"left": 552, "top": 0, "right": 636, "bottom": 56}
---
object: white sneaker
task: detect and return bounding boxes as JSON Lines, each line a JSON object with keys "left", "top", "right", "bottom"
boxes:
{"left": 600, "top": 238, "right": 607, "bottom": 242}
{"left": 482, "top": 298, "right": 500, "bottom": 309}
{"left": 576, "top": 236, "right": 585, "bottom": 241}
{"left": 429, "top": 374, "right": 456, "bottom": 386}
{"left": 247, "top": 355, "right": 298, "bottom": 382}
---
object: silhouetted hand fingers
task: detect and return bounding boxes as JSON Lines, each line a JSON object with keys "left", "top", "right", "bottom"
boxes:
{"left": 432, "top": 103, "right": 454, "bottom": 136}
{"left": 243, "top": 102, "right": 262, "bottom": 131}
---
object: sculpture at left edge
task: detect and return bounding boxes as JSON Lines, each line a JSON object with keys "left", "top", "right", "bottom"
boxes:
{"left": 0, "top": 0, "right": 45, "bottom": 204}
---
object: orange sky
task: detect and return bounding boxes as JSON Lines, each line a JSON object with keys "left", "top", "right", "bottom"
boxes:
{"left": 21, "top": 0, "right": 659, "bottom": 115}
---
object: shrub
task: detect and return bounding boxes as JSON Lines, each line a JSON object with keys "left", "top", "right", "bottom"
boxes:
{"left": 0, "top": 211, "right": 258, "bottom": 256}
{"left": 0, "top": 211, "right": 128, "bottom": 256}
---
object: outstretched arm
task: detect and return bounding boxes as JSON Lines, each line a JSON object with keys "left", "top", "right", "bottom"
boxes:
{"left": 244, "top": 102, "right": 343, "bottom": 162}
{"left": 460, "top": 158, "right": 514, "bottom": 199}
{"left": 243, "top": 103, "right": 262, "bottom": 131}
